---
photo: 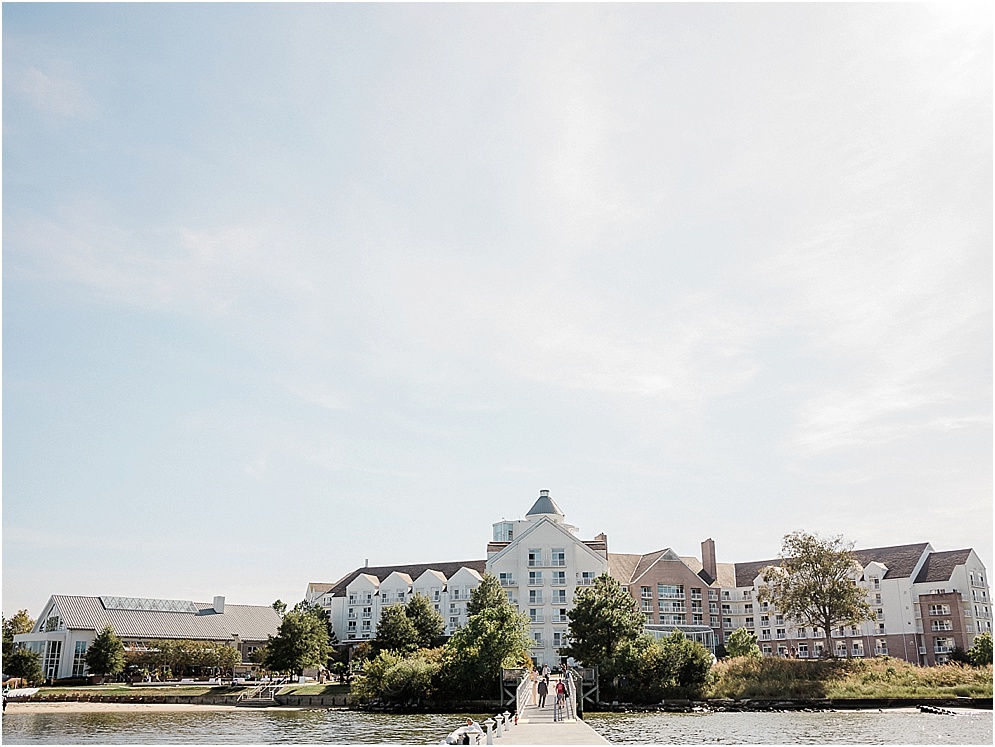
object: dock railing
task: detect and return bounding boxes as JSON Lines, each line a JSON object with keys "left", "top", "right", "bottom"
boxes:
{"left": 516, "top": 671, "right": 532, "bottom": 716}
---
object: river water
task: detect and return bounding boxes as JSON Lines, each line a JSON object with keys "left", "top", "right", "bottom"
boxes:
{"left": 2, "top": 707, "right": 992, "bottom": 744}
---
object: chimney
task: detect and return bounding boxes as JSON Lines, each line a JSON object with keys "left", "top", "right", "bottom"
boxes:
{"left": 365, "top": 559, "right": 369, "bottom": 567}
{"left": 701, "top": 539, "right": 717, "bottom": 581}
{"left": 540, "top": 489, "right": 550, "bottom": 497}
{"left": 213, "top": 596, "right": 225, "bottom": 614}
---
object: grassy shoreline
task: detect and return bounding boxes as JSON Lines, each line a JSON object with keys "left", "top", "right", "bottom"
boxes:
{"left": 706, "top": 657, "right": 993, "bottom": 701}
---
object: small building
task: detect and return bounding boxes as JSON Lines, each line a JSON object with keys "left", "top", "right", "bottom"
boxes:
{"left": 12, "top": 594, "right": 281, "bottom": 681}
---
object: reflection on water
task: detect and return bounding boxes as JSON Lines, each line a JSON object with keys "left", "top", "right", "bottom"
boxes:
{"left": 583, "top": 709, "right": 994, "bottom": 745}
{"left": 2, "top": 707, "right": 993, "bottom": 745}
{"left": 1, "top": 710, "right": 487, "bottom": 745}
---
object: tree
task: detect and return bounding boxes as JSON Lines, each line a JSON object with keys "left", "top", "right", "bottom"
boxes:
{"left": 263, "top": 609, "right": 331, "bottom": 677}
{"left": 614, "top": 631, "right": 713, "bottom": 703}
{"left": 405, "top": 593, "right": 445, "bottom": 648}
{"left": 372, "top": 604, "right": 419, "bottom": 655}
{"left": 757, "top": 531, "right": 873, "bottom": 653}
{"left": 353, "top": 648, "right": 442, "bottom": 704}
{"left": 3, "top": 610, "right": 35, "bottom": 657}
{"left": 85, "top": 625, "right": 126, "bottom": 678}
{"left": 4, "top": 647, "right": 43, "bottom": 684}
{"left": 466, "top": 574, "right": 508, "bottom": 617}
{"left": 969, "top": 632, "right": 992, "bottom": 666}
{"left": 272, "top": 600, "right": 287, "bottom": 616}
{"left": 562, "top": 573, "right": 645, "bottom": 669}
{"left": 439, "top": 603, "right": 531, "bottom": 699}
{"left": 725, "top": 628, "right": 762, "bottom": 659}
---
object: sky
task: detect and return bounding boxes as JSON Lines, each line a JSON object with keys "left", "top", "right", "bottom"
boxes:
{"left": 2, "top": 3, "right": 991, "bottom": 619}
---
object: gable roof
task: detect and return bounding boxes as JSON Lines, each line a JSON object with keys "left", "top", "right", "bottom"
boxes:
{"left": 913, "top": 549, "right": 973, "bottom": 584}
{"left": 319, "top": 560, "right": 487, "bottom": 597}
{"left": 487, "top": 515, "right": 607, "bottom": 567}
{"left": 43, "top": 596, "right": 280, "bottom": 642}
{"left": 733, "top": 543, "right": 932, "bottom": 587}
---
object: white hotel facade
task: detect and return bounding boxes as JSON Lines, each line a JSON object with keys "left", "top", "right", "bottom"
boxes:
{"left": 307, "top": 489, "right": 991, "bottom": 667}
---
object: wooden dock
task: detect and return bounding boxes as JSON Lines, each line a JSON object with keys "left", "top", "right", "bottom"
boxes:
{"left": 497, "top": 702, "right": 608, "bottom": 745}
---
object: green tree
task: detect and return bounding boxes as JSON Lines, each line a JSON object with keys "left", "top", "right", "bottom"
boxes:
{"left": 969, "top": 632, "right": 993, "bottom": 666}
{"left": 466, "top": 574, "right": 508, "bottom": 617}
{"left": 757, "top": 531, "right": 873, "bottom": 653}
{"left": 2, "top": 610, "right": 35, "bottom": 657}
{"left": 725, "top": 627, "right": 762, "bottom": 659}
{"left": 85, "top": 625, "right": 126, "bottom": 678}
{"left": 272, "top": 600, "right": 287, "bottom": 616}
{"left": 439, "top": 598, "right": 530, "bottom": 699}
{"left": 563, "top": 573, "right": 645, "bottom": 669}
{"left": 614, "top": 631, "right": 713, "bottom": 703}
{"left": 372, "top": 604, "right": 419, "bottom": 655}
{"left": 4, "top": 647, "right": 43, "bottom": 684}
{"left": 263, "top": 609, "right": 331, "bottom": 677}
{"left": 405, "top": 593, "right": 445, "bottom": 648}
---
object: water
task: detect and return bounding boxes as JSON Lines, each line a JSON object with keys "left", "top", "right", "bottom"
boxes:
{"left": 584, "top": 709, "right": 994, "bottom": 745}
{"left": 2, "top": 708, "right": 992, "bottom": 744}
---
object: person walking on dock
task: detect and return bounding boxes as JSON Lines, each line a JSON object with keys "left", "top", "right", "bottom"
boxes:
{"left": 537, "top": 677, "right": 548, "bottom": 707}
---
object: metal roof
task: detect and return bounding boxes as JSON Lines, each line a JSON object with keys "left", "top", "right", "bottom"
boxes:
{"left": 49, "top": 596, "right": 281, "bottom": 642}
{"left": 525, "top": 490, "right": 564, "bottom": 517}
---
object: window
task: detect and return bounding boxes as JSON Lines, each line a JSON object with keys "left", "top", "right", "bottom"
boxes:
{"left": 760, "top": 615, "right": 770, "bottom": 627}
{"left": 776, "top": 628, "right": 786, "bottom": 640}
{"left": 528, "top": 549, "right": 543, "bottom": 567}
{"left": 578, "top": 572, "right": 596, "bottom": 585}
{"left": 529, "top": 571, "right": 544, "bottom": 586}
{"left": 691, "top": 588, "right": 702, "bottom": 600}
{"left": 642, "top": 586, "right": 652, "bottom": 599}
{"left": 552, "top": 589, "right": 567, "bottom": 605}
{"left": 72, "top": 641, "right": 87, "bottom": 677}
{"left": 529, "top": 590, "right": 543, "bottom": 605}
{"left": 708, "top": 590, "right": 718, "bottom": 600}
{"left": 796, "top": 627, "right": 807, "bottom": 638}
{"left": 552, "top": 608, "right": 569, "bottom": 623}
{"left": 692, "top": 614, "right": 704, "bottom": 625}
{"left": 347, "top": 621, "right": 357, "bottom": 633}
{"left": 931, "top": 620, "right": 953, "bottom": 631}
{"left": 658, "top": 585, "right": 684, "bottom": 599}
{"left": 869, "top": 576, "right": 880, "bottom": 590}
{"left": 723, "top": 618, "right": 733, "bottom": 629}
{"left": 797, "top": 643, "right": 808, "bottom": 658}
{"left": 852, "top": 641, "right": 864, "bottom": 657}
{"left": 762, "top": 644, "right": 772, "bottom": 655}
{"left": 450, "top": 617, "right": 460, "bottom": 627}
{"left": 552, "top": 631, "right": 567, "bottom": 647}
{"left": 529, "top": 609, "right": 543, "bottom": 623}
{"left": 531, "top": 632, "right": 544, "bottom": 647}
{"left": 551, "top": 549, "right": 566, "bottom": 567}
{"left": 709, "top": 602, "right": 718, "bottom": 613}
{"left": 929, "top": 604, "right": 951, "bottom": 616}
{"left": 744, "top": 604, "right": 753, "bottom": 614}
{"left": 875, "top": 639, "right": 888, "bottom": 656}
{"left": 552, "top": 571, "right": 566, "bottom": 586}
{"left": 362, "top": 607, "right": 372, "bottom": 619}
{"left": 499, "top": 573, "right": 516, "bottom": 587}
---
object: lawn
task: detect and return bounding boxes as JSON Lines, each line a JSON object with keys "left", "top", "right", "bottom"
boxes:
{"left": 279, "top": 683, "right": 351, "bottom": 696}
{"left": 35, "top": 684, "right": 245, "bottom": 697}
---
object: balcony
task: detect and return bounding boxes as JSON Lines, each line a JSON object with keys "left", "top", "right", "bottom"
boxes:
{"left": 529, "top": 615, "right": 544, "bottom": 624}
{"left": 499, "top": 578, "right": 516, "bottom": 587}
{"left": 551, "top": 614, "right": 568, "bottom": 623}
{"left": 934, "top": 646, "right": 953, "bottom": 654}
{"left": 551, "top": 577, "right": 567, "bottom": 586}
{"left": 531, "top": 638, "right": 545, "bottom": 648}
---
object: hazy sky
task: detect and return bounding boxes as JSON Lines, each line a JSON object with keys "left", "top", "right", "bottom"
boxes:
{"left": 3, "top": 3, "right": 991, "bottom": 618}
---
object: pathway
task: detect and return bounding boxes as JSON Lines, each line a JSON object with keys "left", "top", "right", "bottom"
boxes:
{"left": 496, "top": 701, "right": 608, "bottom": 745}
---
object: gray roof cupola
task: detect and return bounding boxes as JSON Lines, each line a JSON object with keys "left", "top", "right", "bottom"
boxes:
{"left": 526, "top": 489, "right": 565, "bottom": 520}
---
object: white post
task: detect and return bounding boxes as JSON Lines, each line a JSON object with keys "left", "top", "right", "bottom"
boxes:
{"left": 502, "top": 711, "right": 511, "bottom": 730}
{"left": 484, "top": 718, "right": 495, "bottom": 745}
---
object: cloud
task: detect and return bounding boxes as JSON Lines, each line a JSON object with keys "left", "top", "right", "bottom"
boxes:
{"left": 8, "top": 64, "right": 97, "bottom": 121}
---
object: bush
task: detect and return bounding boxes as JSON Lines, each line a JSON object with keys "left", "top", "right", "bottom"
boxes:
{"left": 352, "top": 649, "right": 441, "bottom": 704}
{"left": 613, "top": 632, "right": 713, "bottom": 703}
